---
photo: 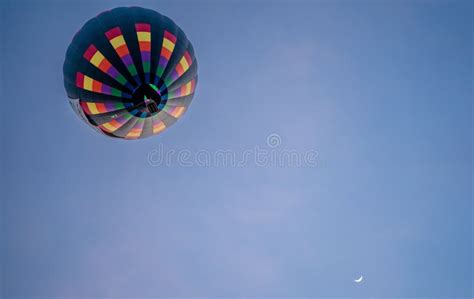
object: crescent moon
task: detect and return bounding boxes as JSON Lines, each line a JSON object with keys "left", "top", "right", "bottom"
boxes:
{"left": 354, "top": 276, "right": 363, "bottom": 283}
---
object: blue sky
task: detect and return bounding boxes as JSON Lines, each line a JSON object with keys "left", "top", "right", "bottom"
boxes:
{"left": 1, "top": 0, "right": 472, "bottom": 298}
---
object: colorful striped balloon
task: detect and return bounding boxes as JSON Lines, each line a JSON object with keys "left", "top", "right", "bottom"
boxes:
{"left": 64, "top": 7, "right": 198, "bottom": 139}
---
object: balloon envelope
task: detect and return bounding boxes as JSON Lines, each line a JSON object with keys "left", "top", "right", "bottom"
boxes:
{"left": 64, "top": 7, "right": 198, "bottom": 139}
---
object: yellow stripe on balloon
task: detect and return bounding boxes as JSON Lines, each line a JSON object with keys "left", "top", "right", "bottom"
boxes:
{"left": 90, "top": 51, "right": 105, "bottom": 66}
{"left": 153, "top": 121, "right": 166, "bottom": 134}
{"left": 110, "top": 36, "right": 126, "bottom": 48}
{"left": 86, "top": 102, "right": 100, "bottom": 114}
{"left": 137, "top": 31, "right": 151, "bottom": 42}
{"left": 179, "top": 57, "right": 189, "bottom": 71}
{"left": 163, "top": 38, "right": 175, "bottom": 51}
{"left": 83, "top": 76, "right": 93, "bottom": 91}
{"left": 101, "top": 122, "right": 117, "bottom": 132}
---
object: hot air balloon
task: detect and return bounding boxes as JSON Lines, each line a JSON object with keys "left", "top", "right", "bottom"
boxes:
{"left": 63, "top": 7, "right": 197, "bottom": 139}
